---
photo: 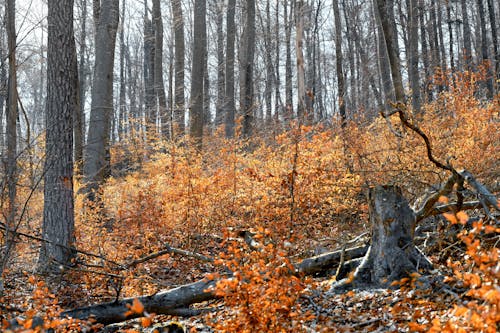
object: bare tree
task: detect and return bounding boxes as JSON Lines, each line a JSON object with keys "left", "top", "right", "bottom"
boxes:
{"left": 171, "top": 0, "right": 185, "bottom": 137}
{"left": 38, "top": 0, "right": 78, "bottom": 272}
{"left": 214, "top": 0, "right": 225, "bottom": 128}
{"left": 476, "top": 0, "right": 494, "bottom": 98}
{"left": 333, "top": 0, "right": 346, "bottom": 124}
{"left": 1, "top": 0, "right": 18, "bottom": 278}
{"left": 152, "top": 0, "right": 169, "bottom": 137}
{"left": 224, "top": 0, "right": 236, "bottom": 138}
{"left": 407, "top": 0, "right": 421, "bottom": 114}
{"left": 460, "top": 0, "right": 472, "bottom": 69}
{"left": 75, "top": 0, "right": 87, "bottom": 168}
{"left": 190, "top": 0, "right": 206, "bottom": 147}
{"left": 83, "top": 0, "right": 119, "bottom": 198}
{"left": 241, "top": 0, "right": 256, "bottom": 138}
{"left": 486, "top": 0, "right": 499, "bottom": 86}
{"left": 295, "top": 0, "right": 306, "bottom": 122}
{"left": 374, "top": 0, "right": 405, "bottom": 103}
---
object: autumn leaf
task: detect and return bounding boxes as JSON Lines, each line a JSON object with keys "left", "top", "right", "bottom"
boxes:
{"left": 125, "top": 298, "right": 144, "bottom": 317}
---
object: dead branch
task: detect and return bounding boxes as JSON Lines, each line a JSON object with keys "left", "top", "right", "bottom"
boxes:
{"left": 125, "top": 245, "right": 213, "bottom": 269}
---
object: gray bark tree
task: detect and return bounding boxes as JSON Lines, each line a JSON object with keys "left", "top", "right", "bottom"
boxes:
{"left": 285, "top": 0, "right": 294, "bottom": 120}
{"left": 75, "top": 0, "right": 87, "bottom": 168}
{"left": 152, "top": 0, "right": 169, "bottom": 137}
{"left": 118, "top": 0, "right": 126, "bottom": 141}
{"left": 486, "top": 0, "right": 499, "bottom": 86}
{"left": 171, "top": 0, "right": 185, "bottom": 137}
{"left": 83, "top": 0, "right": 119, "bottom": 199}
{"left": 476, "top": 0, "right": 494, "bottom": 98}
{"left": 224, "top": 0, "right": 236, "bottom": 138}
{"left": 190, "top": 0, "right": 206, "bottom": 148}
{"left": 214, "top": 0, "right": 225, "bottom": 128}
{"left": 143, "top": 1, "right": 156, "bottom": 128}
{"left": 38, "top": 0, "right": 79, "bottom": 272}
{"left": 407, "top": 0, "right": 421, "bottom": 114}
{"left": 295, "top": 0, "right": 306, "bottom": 122}
{"left": 374, "top": 0, "right": 406, "bottom": 103}
{"left": 241, "top": 0, "right": 256, "bottom": 138}
{"left": 333, "top": 0, "right": 346, "bottom": 125}
{"left": 1, "top": 0, "right": 18, "bottom": 277}
{"left": 460, "top": 0, "right": 472, "bottom": 69}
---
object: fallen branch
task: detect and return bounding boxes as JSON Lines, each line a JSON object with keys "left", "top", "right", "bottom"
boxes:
{"left": 62, "top": 279, "right": 217, "bottom": 325}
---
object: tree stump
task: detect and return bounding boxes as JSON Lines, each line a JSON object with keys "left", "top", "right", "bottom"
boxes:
{"left": 332, "top": 185, "right": 433, "bottom": 291}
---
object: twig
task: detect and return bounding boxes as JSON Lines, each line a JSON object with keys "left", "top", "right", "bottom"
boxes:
{"left": 125, "top": 244, "right": 213, "bottom": 268}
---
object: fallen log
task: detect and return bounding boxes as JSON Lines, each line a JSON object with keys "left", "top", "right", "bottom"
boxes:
{"left": 297, "top": 244, "right": 368, "bottom": 276}
{"left": 62, "top": 279, "right": 216, "bottom": 325}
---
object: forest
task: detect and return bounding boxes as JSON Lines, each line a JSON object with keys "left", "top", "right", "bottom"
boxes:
{"left": 0, "top": 0, "right": 499, "bottom": 332}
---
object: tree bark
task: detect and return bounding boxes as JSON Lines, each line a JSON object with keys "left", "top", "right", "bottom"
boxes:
{"left": 118, "top": 0, "right": 126, "bottom": 141}
{"left": 75, "top": 0, "right": 87, "bottom": 167}
{"left": 241, "top": 0, "right": 256, "bottom": 138}
{"left": 143, "top": 1, "right": 156, "bottom": 129}
{"left": 408, "top": 0, "right": 421, "bottom": 114}
{"left": 171, "top": 0, "right": 185, "bottom": 137}
{"left": 189, "top": 0, "right": 206, "bottom": 148}
{"left": 224, "top": 0, "right": 236, "bottom": 138}
{"left": 83, "top": 0, "right": 119, "bottom": 198}
{"left": 295, "top": 0, "right": 306, "bottom": 122}
{"left": 284, "top": 0, "right": 294, "bottom": 121}
{"left": 374, "top": 0, "right": 406, "bottom": 103}
{"left": 38, "top": 0, "right": 78, "bottom": 272}
{"left": 1, "top": 0, "right": 18, "bottom": 277}
{"left": 477, "top": 0, "right": 494, "bottom": 98}
{"left": 333, "top": 0, "right": 346, "bottom": 125}
{"left": 486, "top": 0, "right": 499, "bottom": 86}
{"left": 332, "top": 185, "right": 433, "bottom": 290}
{"left": 152, "top": 0, "right": 169, "bottom": 138}
{"left": 214, "top": 0, "right": 225, "bottom": 128}
{"left": 460, "top": 0, "right": 472, "bottom": 70}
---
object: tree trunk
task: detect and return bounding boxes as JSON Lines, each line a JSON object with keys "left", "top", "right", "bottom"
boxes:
{"left": 486, "top": 0, "right": 499, "bottom": 86}
{"left": 284, "top": 0, "right": 294, "bottom": 122}
{"left": 408, "top": 0, "right": 421, "bottom": 114}
{"left": 1, "top": 0, "right": 18, "bottom": 277}
{"left": 189, "top": 0, "right": 206, "bottom": 148}
{"left": 460, "top": 0, "right": 472, "bottom": 69}
{"left": 171, "top": 0, "right": 185, "bottom": 137}
{"left": 75, "top": 0, "right": 87, "bottom": 167}
{"left": 83, "top": 0, "right": 119, "bottom": 198}
{"left": 118, "top": 0, "right": 126, "bottom": 141}
{"left": 477, "top": 0, "right": 494, "bottom": 98}
{"left": 241, "top": 0, "right": 256, "bottom": 138}
{"left": 0, "top": 25, "right": 6, "bottom": 153}
{"left": 38, "top": 0, "right": 78, "bottom": 273}
{"left": 374, "top": 0, "right": 405, "bottom": 103}
{"left": 224, "top": 0, "right": 236, "bottom": 138}
{"left": 143, "top": 2, "right": 156, "bottom": 129}
{"left": 214, "top": 0, "right": 225, "bottom": 128}
{"left": 373, "top": 0, "right": 395, "bottom": 104}
{"left": 333, "top": 0, "right": 346, "bottom": 125}
{"left": 152, "top": 0, "right": 169, "bottom": 138}
{"left": 332, "top": 185, "right": 433, "bottom": 290}
{"left": 295, "top": 0, "right": 306, "bottom": 122}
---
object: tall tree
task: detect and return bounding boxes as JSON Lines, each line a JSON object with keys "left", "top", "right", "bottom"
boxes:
{"left": 407, "top": 0, "right": 421, "bottom": 113}
{"left": 486, "top": 0, "right": 499, "bottom": 86}
{"left": 295, "top": 0, "right": 306, "bottom": 122}
{"left": 214, "top": 0, "right": 225, "bottom": 127}
{"left": 83, "top": 0, "right": 119, "bottom": 198}
{"left": 374, "top": 0, "right": 395, "bottom": 104}
{"left": 118, "top": 0, "right": 126, "bottom": 140}
{"left": 1, "top": 0, "right": 18, "bottom": 276}
{"left": 38, "top": 0, "right": 78, "bottom": 272}
{"left": 460, "top": 0, "right": 472, "bottom": 69}
{"left": 477, "top": 0, "right": 494, "bottom": 98}
{"left": 284, "top": 0, "right": 294, "bottom": 120}
{"left": 190, "top": 0, "right": 206, "bottom": 147}
{"left": 374, "top": 0, "right": 405, "bottom": 102}
{"left": 241, "top": 0, "right": 256, "bottom": 138}
{"left": 143, "top": 1, "right": 156, "bottom": 128}
{"left": 75, "top": 0, "right": 87, "bottom": 167}
{"left": 171, "top": 0, "right": 185, "bottom": 137}
{"left": 152, "top": 0, "right": 169, "bottom": 137}
{"left": 333, "top": 0, "right": 346, "bottom": 124}
{"left": 0, "top": 27, "right": 6, "bottom": 152}
{"left": 224, "top": 0, "right": 236, "bottom": 138}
